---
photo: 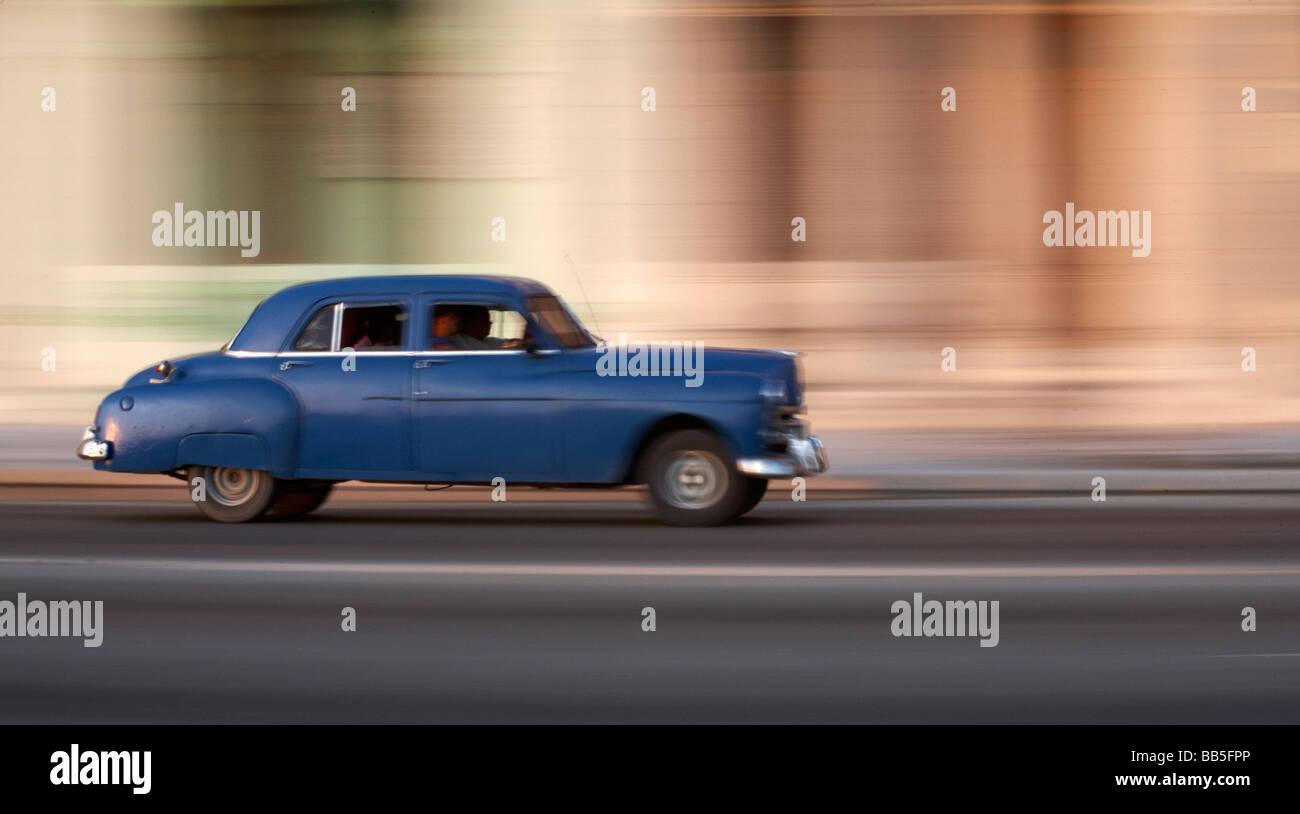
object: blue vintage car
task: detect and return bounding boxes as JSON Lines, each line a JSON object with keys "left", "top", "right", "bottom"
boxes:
{"left": 77, "top": 275, "right": 826, "bottom": 525}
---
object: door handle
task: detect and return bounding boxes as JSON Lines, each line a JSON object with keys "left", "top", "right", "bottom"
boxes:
{"left": 413, "top": 359, "right": 449, "bottom": 368}
{"left": 279, "top": 360, "right": 314, "bottom": 371}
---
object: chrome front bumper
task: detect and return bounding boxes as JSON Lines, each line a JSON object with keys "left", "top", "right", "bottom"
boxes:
{"left": 76, "top": 426, "right": 111, "bottom": 461}
{"left": 737, "top": 436, "right": 827, "bottom": 479}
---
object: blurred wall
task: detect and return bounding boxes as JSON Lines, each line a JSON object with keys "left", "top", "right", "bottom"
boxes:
{"left": 1, "top": 0, "right": 1297, "bottom": 430}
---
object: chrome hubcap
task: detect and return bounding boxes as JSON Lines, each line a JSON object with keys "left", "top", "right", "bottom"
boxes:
{"left": 207, "top": 467, "right": 261, "bottom": 507}
{"left": 662, "top": 450, "right": 726, "bottom": 510}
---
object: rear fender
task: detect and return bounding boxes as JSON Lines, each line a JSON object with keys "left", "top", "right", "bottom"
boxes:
{"left": 96, "top": 379, "right": 298, "bottom": 477}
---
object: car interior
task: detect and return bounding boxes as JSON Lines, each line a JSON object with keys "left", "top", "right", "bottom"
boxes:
{"left": 428, "top": 303, "right": 529, "bottom": 350}
{"left": 339, "top": 304, "right": 405, "bottom": 350}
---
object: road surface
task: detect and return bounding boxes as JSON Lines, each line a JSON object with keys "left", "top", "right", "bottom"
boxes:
{"left": 0, "top": 493, "right": 1297, "bottom": 723}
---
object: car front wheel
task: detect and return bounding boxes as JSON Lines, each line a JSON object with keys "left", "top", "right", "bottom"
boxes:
{"left": 187, "top": 465, "right": 277, "bottom": 523}
{"left": 642, "top": 429, "right": 749, "bottom": 526}
{"left": 737, "top": 476, "right": 768, "bottom": 516}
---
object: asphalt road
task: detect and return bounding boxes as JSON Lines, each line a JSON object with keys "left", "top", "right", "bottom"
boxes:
{"left": 0, "top": 493, "right": 1297, "bottom": 723}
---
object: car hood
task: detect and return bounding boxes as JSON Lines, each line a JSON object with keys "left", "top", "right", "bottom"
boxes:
{"left": 595, "top": 343, "right": 804, "bottom": 404}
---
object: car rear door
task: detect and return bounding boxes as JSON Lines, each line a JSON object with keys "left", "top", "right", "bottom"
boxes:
{"left": 274, "top": 297, "right": 414, "bottom": 478}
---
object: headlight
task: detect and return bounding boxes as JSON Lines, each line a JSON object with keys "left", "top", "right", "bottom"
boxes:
{"left": 759, "top": 378, "right": 787, "bottom": 403}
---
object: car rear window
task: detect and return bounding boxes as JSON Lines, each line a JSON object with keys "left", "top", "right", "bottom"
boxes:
{"left": 340, "top": 304, "right": 406, "bottom": 350}
{"left": 293, "top": 305, "right": 335, "bottom": 351}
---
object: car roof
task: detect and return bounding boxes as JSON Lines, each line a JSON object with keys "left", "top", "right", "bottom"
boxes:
{"left": 227, "top": 274, "right": 555, "bottom": 352}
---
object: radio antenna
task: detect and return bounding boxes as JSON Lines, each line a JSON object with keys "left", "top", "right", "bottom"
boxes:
{"left": 562, "top": 253, "right": 604, "bottom": 342}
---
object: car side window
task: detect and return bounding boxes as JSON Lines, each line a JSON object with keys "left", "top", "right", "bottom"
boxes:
{"left": 293, "top": 305, "right": 335, "bottom": 351}
{"left": 340, "top": 304, "right": 407, "bottom": 351}
{"left": 428, "top": 303, "right": 528, "bottom": 351}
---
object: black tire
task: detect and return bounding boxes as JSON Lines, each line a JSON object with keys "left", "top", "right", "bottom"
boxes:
{"left": 737, "top": 477, "right": 769, "bottom": 516}
{"left": 270, "top": 483, "right": 334, "bottom": 516}
{"left": 641, "top": 429, "right": 748, "bottom": 526}
{"left": 187, "top": 465, "right": 277, "bottom": 523}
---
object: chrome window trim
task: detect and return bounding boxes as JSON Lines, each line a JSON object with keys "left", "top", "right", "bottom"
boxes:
{"left": 227, "top": 291, "right": 560, "bottom": 360}
{"left": 329, "top": 303, "right": 343, "bottom": 352}
{"left": 226, "top": 349, "right": 541, "bottom": 358}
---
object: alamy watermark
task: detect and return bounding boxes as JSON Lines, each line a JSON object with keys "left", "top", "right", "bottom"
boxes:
{"left": 152, "top": 202, "right": 261, "bottom": 258}
{"left": 597, "top": 333, "right": 704, "bottom": 388}
{"left": 50, "top": 745, "right": 150, "bottom": 794}
{"left": 891, "top": 592, "right": 999, "bottom": 647}
{"left": 0, "top": 592, "right": 103, "bottom": 647}
{"left": 1042, "top": 203, "right": 1151, "bottom": 258}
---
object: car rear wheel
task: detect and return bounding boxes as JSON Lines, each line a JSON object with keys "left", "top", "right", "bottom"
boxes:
{"left": 642, "top": 429, "right": 748, "bottom": 526}
{"left": 270, "top": 482, "right": 334, "bottom": 516}
{"left": 187, "top": 465, "right": 276, "bottom": 523}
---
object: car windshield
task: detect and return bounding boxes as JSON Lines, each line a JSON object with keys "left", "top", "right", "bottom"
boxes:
{"left": 528, "top": 294, "right": 597, "bottom": 348}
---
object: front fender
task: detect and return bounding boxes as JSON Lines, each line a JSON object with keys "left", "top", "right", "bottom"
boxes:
{"left": 556, "top": 366, "right": 771, "bottom": 482}
{"left": 631, "top": 371, "right": 771, "bottom": 457}
{"left": 94, "top": 378, "right": 299, "bottom": 477}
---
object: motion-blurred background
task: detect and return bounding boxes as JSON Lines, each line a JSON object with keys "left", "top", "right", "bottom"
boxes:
{"left": 2, "top": 0, "right": 1298, "bottom": 474}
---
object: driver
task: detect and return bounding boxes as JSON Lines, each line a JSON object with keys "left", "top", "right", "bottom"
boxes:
{"left": 430, "top": 304, "right": 523, "bottom": 350}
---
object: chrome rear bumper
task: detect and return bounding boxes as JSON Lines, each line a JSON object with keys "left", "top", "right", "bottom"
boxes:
{"left": 76, "top": 426, "right": 111, "bottom": 461}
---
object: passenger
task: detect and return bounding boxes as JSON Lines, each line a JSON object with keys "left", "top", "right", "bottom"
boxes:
{"left": 351, "top": 319, "right": 376, "bottom": 348}
{"left": 430, "top": 305, "right": 489, "bottom": 350}
{"left": 429, "top": 305, "right": 465, "bottom": 349}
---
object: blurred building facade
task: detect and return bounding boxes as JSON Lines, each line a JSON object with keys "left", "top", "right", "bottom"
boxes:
{"left": 2, "top": 0, "right": 1297, "bottom": 431}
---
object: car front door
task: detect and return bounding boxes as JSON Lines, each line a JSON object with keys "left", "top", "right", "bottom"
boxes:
{"left": 274, "top": 297, "right": 414, "bottom": 478}
{"left": 412, "top": 295, "right": 560, "bottom": 481}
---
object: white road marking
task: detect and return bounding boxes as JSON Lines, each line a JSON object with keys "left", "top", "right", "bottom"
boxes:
{"left": 0, "top": 556, "right": 1297, "bottom": 580}
{"left": 1197, "top": 653, "right": 1300, "bottom": 659}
